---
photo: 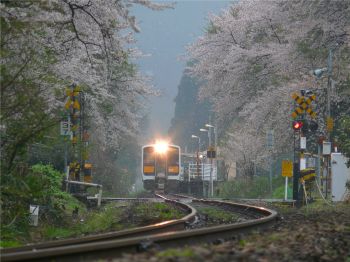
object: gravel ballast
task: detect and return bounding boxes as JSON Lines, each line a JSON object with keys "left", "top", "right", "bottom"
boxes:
{"left": 110, "top": 202, "right": 350, "bottom": 262}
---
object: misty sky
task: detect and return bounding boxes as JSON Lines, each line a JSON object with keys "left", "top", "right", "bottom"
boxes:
{"left": 132, "top": 0, "right": 230, "bottom": 142}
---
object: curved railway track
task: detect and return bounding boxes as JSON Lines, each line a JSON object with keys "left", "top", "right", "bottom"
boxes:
{"left": 1, "top": 194, "right": 277, "bottom": 262}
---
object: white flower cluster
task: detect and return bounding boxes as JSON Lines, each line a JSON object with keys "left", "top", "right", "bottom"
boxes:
{"left": 187, "top": 0, "right": 350, "bottom": 169}
{"left": 1, "top": 0, "right": 170, "bottom": 150}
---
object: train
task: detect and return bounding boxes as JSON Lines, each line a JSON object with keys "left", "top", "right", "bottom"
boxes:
{"left": 142, "top": 142, "right": 181, "bottom": 192}
{"left": 141, "top": 141, "right": 220, "bottom": 195}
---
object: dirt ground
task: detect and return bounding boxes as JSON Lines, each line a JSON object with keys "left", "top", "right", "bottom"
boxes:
{"left": 112, "top": 202, "right": 350, "bottom": 262}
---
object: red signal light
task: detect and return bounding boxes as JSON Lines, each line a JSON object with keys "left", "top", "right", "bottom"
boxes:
{"left": 292, "top": 120, "right": 303, "bottom": 130}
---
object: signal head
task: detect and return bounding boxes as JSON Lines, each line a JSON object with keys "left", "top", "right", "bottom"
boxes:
{"left": 292, "top": 120, "right": 303, "bottom": 130}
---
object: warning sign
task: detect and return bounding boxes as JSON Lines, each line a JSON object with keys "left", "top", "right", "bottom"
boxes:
{"left": 281, "top": 160, "right": 293, "bottom": 177}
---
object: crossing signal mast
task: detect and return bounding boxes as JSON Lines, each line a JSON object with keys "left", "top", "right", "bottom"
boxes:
{"left": 291, "top": 90, "right": 318, "bottom": 205}
{"left": 63, "top": 84, "right": 92, "bottom": 190}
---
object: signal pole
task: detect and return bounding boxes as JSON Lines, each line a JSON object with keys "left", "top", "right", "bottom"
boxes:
{"left": 291, "top": 91, "right": 317, "bottom": 205}
{"left": 325, "top": 48, "right": 333, "bottom": 198}
{"left": 292, "top": 128, "right": 300, "bottom": 203}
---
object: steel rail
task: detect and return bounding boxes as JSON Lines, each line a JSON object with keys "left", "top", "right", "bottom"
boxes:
{"left": 2, "top": 197, "right": 277, "bottom": 262}
{"left": 86, "top": 197, "right": 162, "bottom": 202}
{"left": 1, "top": 196, "right": 196, "bottom": 258}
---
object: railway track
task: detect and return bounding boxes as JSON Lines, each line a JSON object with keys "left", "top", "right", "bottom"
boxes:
{"left": 1, "top": 194, "right": 277, "bottom": 262}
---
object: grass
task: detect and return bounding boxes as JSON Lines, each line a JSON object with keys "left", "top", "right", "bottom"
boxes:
{"left": 1, "top": 201, "right": 186, "bottom": 247}
{"left": 298, "top": 200, "right": 339, "bottom": 216}
{"left": 198, "top": 207, "right": 240, "bottom": 223}
{"left": 157, "top": 247, "right": 196, "bottom": 258}
{"left": 0, "top": 240, "right": 22, "bottom": 248}
{"left": 41, "top": 202, "right": 124, "bottom": 240}
{"left": 133, "top": 202, "right": 184, "bottom": 223}
{"left": 43, "top": 227, "right": 73, "bottom": 240}
{"left": 79, "top": 203, "right": 124, "bottom": 234}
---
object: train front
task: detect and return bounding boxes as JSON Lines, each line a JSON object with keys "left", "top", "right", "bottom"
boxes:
{"left": 142, "top": 141, "right": 181, "bottom": 192}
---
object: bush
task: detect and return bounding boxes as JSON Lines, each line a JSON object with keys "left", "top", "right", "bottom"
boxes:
{"left": 79, "top": 203, "right": 123, "bottom": 234}
{"left": 0, "top": 164, "right": 84, "bottom": 246}
{"left": 272, "top": 184, "right": 292, "bottom": 199}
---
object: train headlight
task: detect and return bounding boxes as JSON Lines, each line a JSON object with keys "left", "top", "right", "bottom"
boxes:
{"left": 154, "top": 141, "right": 168, "bottom": 154}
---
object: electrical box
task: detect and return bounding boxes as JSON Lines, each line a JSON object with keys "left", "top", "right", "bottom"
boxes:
{"left": 300, "top": 158, "right": 306, "bottom": 170}
{"left": 323, "top": 142, "right": 331, "bottom": 155}
{"left": 300, "top": 137, "right": 306, "bottom": 150}
{"left": 331, "top": 153, "right": 350, "bottom": 201}
{"left": 29, "top": 205, "right": 39, "bottom": 226}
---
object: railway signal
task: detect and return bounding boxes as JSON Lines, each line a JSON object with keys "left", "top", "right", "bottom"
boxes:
{"left": 292, "top": 120, "right": 303, "bottom": 131}
{"left": 63, "top": 83, "right": 92, "bottom": 188}
{"left": 291, "top": 93, "right": 316, "bottom": 119}
{"left": 291, "top": 91, "right": 318, "bottom": 205}
{"left": 207, "top": 146, "right": 216, "bottom": 159}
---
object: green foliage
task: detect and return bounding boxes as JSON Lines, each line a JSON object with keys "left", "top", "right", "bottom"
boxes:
{"left": 18, "top": 203, "right": 122, "bottom": 241}
{"left": 43, "top": 227, "right": 73, "bottom": 240}
{"left": 272, "top": 184, "right": 292, "bottom": 199}
{"left": 79, "top": 203, "right": 123, "bottom": 234}
{"left": 26, "top": 135, "right": 68, "bottom": 172}
{"left": 239, "top": 239, "right": 246, "bottom": 247}
{"left": 1, "top": 200, "right": 187, "bottom": 246}
{"left": 157, "top": 248, "right": 195, "bottom": 258}
{"left": 334, "top": 115, "right": 350, "bottom": 167}
{"left": 0, "top": 240, "right": 22, "bottom": 248}
{"left": 25, "top": 165, "right": 83, "bottom": 220}
{"left": 0, "top": 164, "right": 84, "bottom": 246}
{"left": 43, "top": 202, "right": 185, "bottom": 241}
{"left": 219, "top": 176, "right": 285, "bottom": 199}
{"left": 219, "top": 177, "right": 267, "bottom": 198}
{"left": 1, "top": 12, "right": 62, "bottom": 172}
{"left": 134, "top": 202, "right": 183, "bottom": 222}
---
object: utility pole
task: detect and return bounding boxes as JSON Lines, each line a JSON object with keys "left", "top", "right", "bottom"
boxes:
{"left": 325, "top": 48, "right": 333, "bottom": 198}
{"left": 326, "top": 48, "right": 333, "bottom": 134}
{"left": 267, "top": 130, "right": 274, "bottom": 195}
{"left": 191, "top": 135, "right": 200, "bottom": 178}
{"left": 205, "top": 122, "right": 216, "bottom": 198}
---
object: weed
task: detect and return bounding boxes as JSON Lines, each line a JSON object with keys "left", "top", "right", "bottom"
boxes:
{"left": 43, "top": 226, "right": 74, "bottom": 240}
{"left": 133, "top": 202, "right": 183, "bottom": 224}
{"left": 1, "top": 201, "right": 186, "bottom": 246}
{"left": 198, "top": 207, "right": 239, "bottom": 223}
{"left": 0, "top": 240, "right": 22, "bottom": 248}
{"left": 79, "top": 203, "right": 123, "bottom": 234}
{"left": 219, "top": 176, "right": 287, "bottom": 199}
{"left": 239, "top": 239, "right": 246, "bottom": 247}
{"left": 157, "top": 247, "right": 195, "bottom": 258}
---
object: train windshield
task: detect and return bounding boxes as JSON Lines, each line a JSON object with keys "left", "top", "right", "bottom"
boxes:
{"left": 167, "top": 146, "right": 180, "bottom": 175}
{"left": 143, "top": 147, "right": 155, "bottom": 175}
{"left": 143, "top": 147, "right": 155, "bottom": 164}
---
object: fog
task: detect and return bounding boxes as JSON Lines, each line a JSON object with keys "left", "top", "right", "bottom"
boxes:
{"left": 132, "top": 1, "right": 230, "bottom": 141}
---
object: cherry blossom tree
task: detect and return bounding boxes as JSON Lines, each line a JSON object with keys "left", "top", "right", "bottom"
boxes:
{"left": 187, "top": 0, "right": 350, "bottom": 175}
{"left": 1, "top": 0, "right": 170, "bottom": 170}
